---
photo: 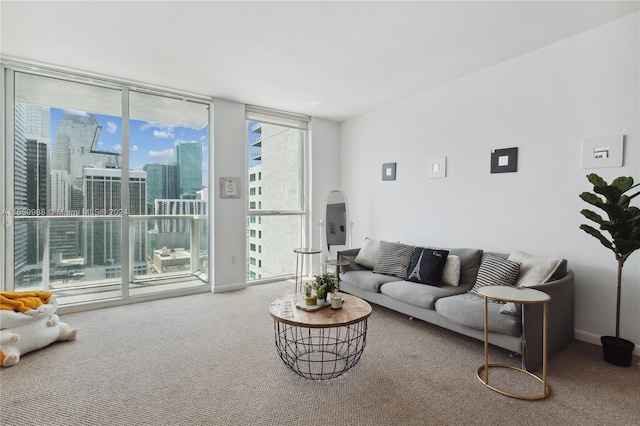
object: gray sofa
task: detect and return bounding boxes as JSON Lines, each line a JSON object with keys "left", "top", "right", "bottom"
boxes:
{"left": 337, "top": 244, "right": 574, "bottom": 372}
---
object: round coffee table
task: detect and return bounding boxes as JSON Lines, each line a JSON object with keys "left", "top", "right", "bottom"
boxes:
{"left": 268, "top": 293, "right": 372, "bottom": 380}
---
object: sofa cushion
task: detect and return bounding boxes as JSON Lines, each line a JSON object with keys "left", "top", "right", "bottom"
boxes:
{"left": 354, "top": 237, "right": 380, "bottom": 269}
{"left": 406, "top": 248, "right": 449, "bottom": 286}
{"left": 380, "top": 280, "right": 471, "bottom": 310}
{"left": 432, "top": 248, "right": 483, "bottom": 285}
{"left": 442, "top": 255, "right": 461, "bottom": 286}
{"left": 373, "top": 241, "right": 415, "bottom": 279}
{"left": 340, "top": 270, "right": 399, "bottom": 293}
{"left": 469, "top": 254, "right": 520, "bottom": 297}
{"left": 508, "top": 249, "right": 562, "bottom": 287}
{"left": 435, "top": 293, "right": 522, "bottom": 336}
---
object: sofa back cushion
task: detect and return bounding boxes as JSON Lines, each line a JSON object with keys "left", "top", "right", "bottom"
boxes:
{"left": 433, "top": 248, "right": 483, "bottom": 285}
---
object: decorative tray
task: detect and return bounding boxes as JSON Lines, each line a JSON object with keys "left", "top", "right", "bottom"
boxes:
{"left": 295, "top": 300, "right": 331, "bottom": 312}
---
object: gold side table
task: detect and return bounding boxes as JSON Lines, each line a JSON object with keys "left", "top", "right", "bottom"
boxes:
{"left": 323, "top": 258, "right": 350, "bottom": 286}
{"left": 476, "top": 285, "right": 551, "bottom": 400}
{"left": 293, "top": 247, "right": 321, "bottom": 293}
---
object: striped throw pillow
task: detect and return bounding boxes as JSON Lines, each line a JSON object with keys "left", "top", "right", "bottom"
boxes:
{"left": 469, "top": 254, "right": 521, "bottom": 297}
{"left": 373, "top": 241, "right": 415, "bottom": 279}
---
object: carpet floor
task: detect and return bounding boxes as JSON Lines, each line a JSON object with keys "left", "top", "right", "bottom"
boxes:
{"left": 1, "top": 280, "right": 638, "bottom": 425}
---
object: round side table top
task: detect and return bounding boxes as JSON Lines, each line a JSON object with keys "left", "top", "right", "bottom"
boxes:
{"left": 293, "top": 247, "right": 322, "bottom": 254}
{"left": 476, "top": 285, "right": 550, "bottom": 304}
{"left": 324, "top": 259, "right": 350, "bottom": 266}
{"left": 269, "top": 293, "right": 372, "bottom": 328}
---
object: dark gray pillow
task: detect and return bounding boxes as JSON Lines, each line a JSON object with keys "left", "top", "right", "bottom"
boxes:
{"left": 406, "top": 248, "right": 449, "bottom": 286}
{"left": 469, "top": 254, "right": 521, "bottom": 297}
{"left": 373, "top": 241, "right": 415, "bottom": 279}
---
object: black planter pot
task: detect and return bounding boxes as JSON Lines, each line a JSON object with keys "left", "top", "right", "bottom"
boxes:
{"left": 601, "top": 336, "right": 635, "bottom": 367}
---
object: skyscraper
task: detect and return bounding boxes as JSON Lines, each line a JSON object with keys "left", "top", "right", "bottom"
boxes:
{"left": 143, "top": 162, "right": 179, "bottom": 214}
{"left": 14, "top": 103, "right": 51, "bottom": 285}
{"left": 83, "top": 167, "right": 147, "bottom": 277}
{"left": 175, "top": 142, "right": 202, "bottom": 199}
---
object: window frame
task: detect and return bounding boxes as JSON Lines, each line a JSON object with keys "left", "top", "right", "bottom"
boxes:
{"left": 1, "top": 60, "right": 213, "bottom": 306}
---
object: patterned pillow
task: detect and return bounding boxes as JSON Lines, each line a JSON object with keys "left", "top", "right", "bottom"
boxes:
{"left": 406, "top": 248, "right": 449, "bottom": 286}
{"left": 373, "top": 241, "right": 415, "bottom": 279}
{"left": 469, "top": 254, "right": 521, "bottom": 297}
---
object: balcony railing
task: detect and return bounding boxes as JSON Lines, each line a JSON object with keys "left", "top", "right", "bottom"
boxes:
{"left": 12, "top": 214, "right": 209, "bottom": 304}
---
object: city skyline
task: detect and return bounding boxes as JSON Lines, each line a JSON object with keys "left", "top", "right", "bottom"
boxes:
{"left": 50, "top": 108, "right": 209, "bottom": 182}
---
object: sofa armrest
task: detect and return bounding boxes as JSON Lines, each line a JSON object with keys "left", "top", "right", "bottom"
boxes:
{"left": 521, "top": 270, "right": 575, "bottom": 371}
{"left": 338, "top": 248, "right": 368, "bottom": 272}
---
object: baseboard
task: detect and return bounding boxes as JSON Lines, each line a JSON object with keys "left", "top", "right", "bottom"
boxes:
{"left": 575, "top": 329, "right": 640, "bottom": 357}
{"left": 212, "top": 282, "right": 248, "bottom": 293}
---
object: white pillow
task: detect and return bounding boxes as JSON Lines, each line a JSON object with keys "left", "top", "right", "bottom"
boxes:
{"left": 507, "top": 250, "right": 562, "bottom": 287}
{"left": 355, "top": 237, "right": 380, "bottom": 269}
{"left": 441, "top": 255, "right": 461, "bottom": 286}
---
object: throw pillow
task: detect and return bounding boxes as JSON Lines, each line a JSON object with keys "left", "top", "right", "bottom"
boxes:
{"left": 507, "top": 250, "right": 562, "bottom": 287}
{"left": 406, "top": 248, "right": 450, "bottom": 286}
{"left": 354, "top": 237, "right": 380, "bottom": 269}
{"left": 500, "top": 302, "right": 522, "bottom": 316}
{"left": 469, "top": 254, "right": 521, "bottom": 297}
{"left": 441, "top": 255, "right": 461, "bottom": 286}
{"left": 373, "top": 241, "right": 415, "bottom": 279}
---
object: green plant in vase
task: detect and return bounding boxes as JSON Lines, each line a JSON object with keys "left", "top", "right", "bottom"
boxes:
{"left": 303, "top": 283, "right": 317, "bottom": 306}
{"left": 314, "top": 273, "right": 338, "bottom": 298}
{"left": 315, "top": 284, "right": 327, "bottom": 301}
{"left": 579, "top": 173, "right": 640, "bottom": 366}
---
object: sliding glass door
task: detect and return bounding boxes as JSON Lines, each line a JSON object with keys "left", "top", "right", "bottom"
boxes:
{"left": 3, "top": 67, "right": 211, "bottom": 306}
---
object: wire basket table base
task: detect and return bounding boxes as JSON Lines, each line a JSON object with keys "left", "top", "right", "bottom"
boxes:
{"left": 273, "top": 319, "right": 368, "bottom": 380}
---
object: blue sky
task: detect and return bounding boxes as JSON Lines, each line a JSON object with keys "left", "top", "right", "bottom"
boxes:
{"left": 50, "top": 108, "right": 209, "bottom": 182}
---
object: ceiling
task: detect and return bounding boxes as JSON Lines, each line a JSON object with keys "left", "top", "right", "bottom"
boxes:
{"left": 1, "top": 1, "right": 639, "bottom": 122}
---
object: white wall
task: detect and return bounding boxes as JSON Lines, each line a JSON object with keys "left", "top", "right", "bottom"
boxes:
{"left": 340, "top": 13, "right": 640, "bottom": 354}
{"left": 212, "top": 99, "right": 247, "bottom": 292}
{"left": 310, "top": 118, "right": 342, "bottom": 263}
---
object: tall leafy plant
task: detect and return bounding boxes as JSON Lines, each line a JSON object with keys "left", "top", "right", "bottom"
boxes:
{"left": 579, "top": 173, "right": 640, "bottom": 338}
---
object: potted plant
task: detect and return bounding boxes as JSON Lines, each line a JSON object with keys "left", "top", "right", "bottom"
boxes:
{"left": 303, "top": 283, "right": 317, "bottom": 306}
{"left": 314, "top": 273, "right": 338, "bottom": 298}
{"left": 315, "top": 284, "right": 327, "bottom": 302}
{"left": 579, "top": 173, "right": 640, "bottom": 366}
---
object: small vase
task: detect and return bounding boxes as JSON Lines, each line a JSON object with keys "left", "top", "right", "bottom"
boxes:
{"left": 304, "top": 295, "right": 317, "bottom": 306}
{"left": 601, "top": 336, "right": 635, "bottom": 367}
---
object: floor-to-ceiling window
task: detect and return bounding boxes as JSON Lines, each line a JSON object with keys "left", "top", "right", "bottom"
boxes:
{"left": 246, "top": 107, "right": 308, "bottom": 281}
{"left": 2, "top": 63, "right": 211, "bottom": 307}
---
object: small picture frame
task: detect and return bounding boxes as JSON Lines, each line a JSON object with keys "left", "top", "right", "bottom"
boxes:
{"left": 582, "top": 135, "right": 624, "bottom": 168}
{"left": 382, "top": 163, "right": 396, "bottom": 181}
{"left": 490, "top": 147, "right": 518, "bottom": 174}
{"left": 220, "top": 177, "right": 241, "bottom": 198}
{"left": 427, "top": 156, "right": 446, "bottom": 179}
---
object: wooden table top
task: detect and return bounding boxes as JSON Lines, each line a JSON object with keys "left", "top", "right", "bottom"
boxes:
{"left": 269, "top": 293, "right": 372, "bottom": 328}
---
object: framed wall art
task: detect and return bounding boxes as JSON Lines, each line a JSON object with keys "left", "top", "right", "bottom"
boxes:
{"left": 490, "top": 147, "right": 518, "bottom": 174}
{"left": 382, "top": 162, "right": 397, "bottom": 181}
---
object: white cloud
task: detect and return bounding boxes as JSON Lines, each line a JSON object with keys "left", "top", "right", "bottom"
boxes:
{"left": 140, "top": 122, "right": 175, "bottom": 139}
{"left": 148, "top": 149, "right": 174, "bottom": 163}
{"left": 113, "top": 144, "right": 122, "bottom": 152}
{"left": 98, "top": 141, "right": 104, "bottom": 146}
{"left": 131, "top": 145, "right": 139, "bottom": 152}
{"left": 153, "top": 129, "right": 174, "bottom": 139}
{"left": 106, "top": 121, "right": 117, "bottom": 134}
{"left": 63, "top": 109, "right": 88, "bottom": 116}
